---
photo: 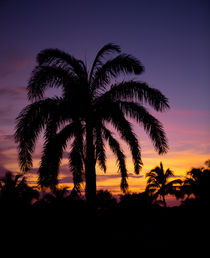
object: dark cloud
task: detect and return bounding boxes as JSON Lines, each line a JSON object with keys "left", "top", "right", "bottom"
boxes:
{"left": 127, "top": 173, "right": 144, "bottom": 179}
{"left": 56, "top": 163, "right": 144, "bottom": 185}
{"left": 59, "top": 175, "right": 73, "bottom": 184}
{"left": 96, "top": 173, "right": 143, "bottom": 182}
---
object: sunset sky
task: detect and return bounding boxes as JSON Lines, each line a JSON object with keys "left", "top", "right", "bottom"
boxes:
{"left": 0, "top": 0, "right": 209, "bottom": 194}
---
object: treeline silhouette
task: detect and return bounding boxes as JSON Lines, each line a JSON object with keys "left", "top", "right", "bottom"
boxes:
{"left": 1, "top": 162, "right": 210, "bottom": 251}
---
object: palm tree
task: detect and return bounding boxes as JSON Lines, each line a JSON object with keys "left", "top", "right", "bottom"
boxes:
{"left": 0, "top": 172, "right": 39, "bottom": 207}
{"left": 0, "top": 172, "right": 22, "bottom": 204}
{"left": 15, "top": 43, "right": 169, "bottom": 208}
{"left": 145, "top": 162, "right": 181, "bottom": 207}
{"left": 181, "top": 165, "right": 210, "bottom": 202}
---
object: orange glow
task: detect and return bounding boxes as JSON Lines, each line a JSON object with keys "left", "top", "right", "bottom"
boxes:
{"left": 1, "top": 123, "right": 209, "bottom": 195}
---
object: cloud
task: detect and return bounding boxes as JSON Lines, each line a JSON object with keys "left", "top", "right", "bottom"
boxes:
{"left": 97, "top": 172, "right": 143, "bottom": 182}
{"left": 59, "top": 175, "right": 73, "bottom": 184}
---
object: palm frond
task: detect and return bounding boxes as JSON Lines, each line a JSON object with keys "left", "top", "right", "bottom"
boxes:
{"left": 102, "top": 102, "right": 142, "bottom": 174}
{"left": 165, "top": 179, "right": 182, "bottom": 196}
{"left": 146, "top": 182, "right": 159, "bottom": 192}
{"left": 89, "top": 43, "right": 121, "bottom": 83}
{"left": 39, "top": 141, "right": 64, "bottom": 189}
{"left": 146, "top": 175, "right": 159, "bottom": 185}
{"left": 94, "top": 126, "right": 106, "bottom": 172}
{"left": 98, "top": 80, "right": 169, "bottom": 112}
{"left": 118, "top": 101, "right": 169, "bottom": 154}
{"left": 38, "top": 121, "right": 81, "bottom": 189}
{"left": 36, "top": 48, "right": 87, "bottom": 78}
{"left": 27, "top": 65, "right": 73, "bottom": 101}
{"left": 146, "top": 166, "right": 165, "bottom": 189}
{"left": 165, "top": 168, "right": 174, "bottom": 178}
{"left": 166, "top": 179, "right": 182, "bottom": 189}
{"left": 102, "top": 126, "right": 128, "bottom": 193}
{"left": 15, "top": 98, "right": 64, "bottom": 172}
{"left": 69, "top": 128, "right": 84, "bottom": 192}
{"left": 38, "top": 139, "right": 62, "bottom": 189}
{"left": 92, "top": 55, "right": 144, "bottom": 94}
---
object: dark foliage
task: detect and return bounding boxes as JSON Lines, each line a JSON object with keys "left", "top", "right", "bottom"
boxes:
{"left": 180, "top": 166, "right": 210, "bottom": 207}
{"left": 0, "top": 169, "right": 209, "bottom": 252}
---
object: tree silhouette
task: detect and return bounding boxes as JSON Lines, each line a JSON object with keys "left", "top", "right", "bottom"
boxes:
{"left": 204, "top": 159, "right": 210, "bottom": 168}
{"left": 15, "top": 43, "right": 169, "bottom": 208}
{"left": 145, "top": 162, "right": 181, "bottom": 207}
{"left": 0, "top": 172, "right": 38, "bottom": 207}
{"left": 181, "top": 162, "right": 210, "bottom": 203}
{"left": 40, "top": 186, "right": 69, "bottom": 205}
{"left": 96, "top": 189, "right": 116, "bottom": 210}
{"left": 119, "top": 191, "right": 153, "bottom": 210}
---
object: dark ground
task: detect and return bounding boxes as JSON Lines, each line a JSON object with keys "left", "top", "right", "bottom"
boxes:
{"left": 1, "top": 200, "right": 209, "bottom": 255}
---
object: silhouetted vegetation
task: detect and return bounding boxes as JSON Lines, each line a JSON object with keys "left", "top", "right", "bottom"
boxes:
{"left": 1, "top": 160, "right": 209, "bottom": 250}
{"left": 3, "top": 43, "right": 208, "bottom": 250}
{"left": 15, "top": 43, "right": 170, "bottom": 208}
{"left": 145, "top": 162, "right": 182, "bottom": 207}
{"left": 0, "top": 172, "right": 38, "bottom": 209}
{"left": 179, "top": 163, "right": 210, "bottom": 208}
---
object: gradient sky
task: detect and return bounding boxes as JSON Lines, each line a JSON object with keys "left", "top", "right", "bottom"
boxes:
{"left": 0, "top": 0, "right": 209, "bottom": 194}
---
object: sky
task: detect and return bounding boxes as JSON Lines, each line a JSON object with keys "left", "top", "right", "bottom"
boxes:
{"left": 0, "top": 0, "right": 209, "bottom": 195}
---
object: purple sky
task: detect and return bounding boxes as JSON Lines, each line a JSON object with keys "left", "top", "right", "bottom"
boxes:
{"left": 0, "top": 0, "right": 209, "bottom": 192}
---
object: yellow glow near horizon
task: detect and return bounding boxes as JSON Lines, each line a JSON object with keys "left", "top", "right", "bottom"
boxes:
{"left": 2, "top": 138, "right": 209, "bottom": 195}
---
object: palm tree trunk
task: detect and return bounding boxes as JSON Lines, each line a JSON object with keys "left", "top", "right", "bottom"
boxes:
{"left": 162, "top": 194, "right": 167, "bottom": 208}
{"left": 85, "top": 123, "right": 96, "bottom": 209}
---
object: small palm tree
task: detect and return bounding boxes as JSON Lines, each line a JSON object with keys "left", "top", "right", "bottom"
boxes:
{"left": 146, "top": 162, "right": 181, "bottom": 207}
{"left": 0, "top": 172, "right": 38, "bottom": 207}
{"left": 0, "top": 172, "right": 22, "bottom": 204}
{"left": 15, "top": 43, "right": 169, "bottom": 207}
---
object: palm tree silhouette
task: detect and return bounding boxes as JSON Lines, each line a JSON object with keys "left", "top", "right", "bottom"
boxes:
{"left": 15, "top": 43, "right": 169, "bottom": 207}
{"left": 181, "top": 164, "right": 210, "bottom": 202}
{"left": 0, "top": 172, "right": 22, "bottom": 204}
{"left": 145, "top": 162, "right": 181, "bottom": 207}
{"left": 0, "top": 172, "right": 38, "bottom": 207}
